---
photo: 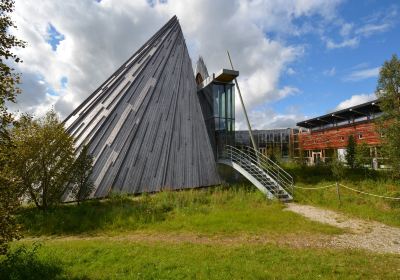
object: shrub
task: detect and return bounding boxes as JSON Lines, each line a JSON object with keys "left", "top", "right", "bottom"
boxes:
{"left": 10, "top": 110, "right": 75, "bottom": 210}
{"left": 0, "top": 244, "right": 64, "bottom": 280}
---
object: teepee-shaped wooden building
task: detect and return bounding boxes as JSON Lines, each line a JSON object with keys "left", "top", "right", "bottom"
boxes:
{"left": 64, "top": 16, "right": 221, "bottom": 198}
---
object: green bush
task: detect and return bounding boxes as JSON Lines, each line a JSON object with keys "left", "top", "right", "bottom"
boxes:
{"left": 0, "top": 244, "right": 64, "bottom": 280}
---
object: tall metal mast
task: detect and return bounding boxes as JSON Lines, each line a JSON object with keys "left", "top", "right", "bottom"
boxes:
{"left": 227, "top": 50, "right": 258, "bottom": 152}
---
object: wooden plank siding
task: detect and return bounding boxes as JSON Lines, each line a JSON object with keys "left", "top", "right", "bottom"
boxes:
{"left": 64, "top": 16, "right": 221, "bottom": 198}
{"left": 300, "top": 121, "right": 382, "bottom": 150}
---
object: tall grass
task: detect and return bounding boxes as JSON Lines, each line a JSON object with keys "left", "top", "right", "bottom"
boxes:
{"left": 282, "top": 163, "right": 400, "bottom": 226}
{"left": 17, "top": 184, "right": 341, "bottom": 236}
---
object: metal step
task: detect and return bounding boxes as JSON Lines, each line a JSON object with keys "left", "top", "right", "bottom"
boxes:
{"left": 217, "top": 145, "right": 293, "bottom": 201}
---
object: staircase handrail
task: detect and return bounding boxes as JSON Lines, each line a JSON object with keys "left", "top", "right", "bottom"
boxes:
{"left": 243, "top": 146, "right": 293, "bottom": 187}
{"left": 221, "top": 145, "right": 294, "bottom": 196}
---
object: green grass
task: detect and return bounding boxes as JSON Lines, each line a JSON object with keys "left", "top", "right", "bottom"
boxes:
{"left": 5, "top": 240, "right": 399, "bottom": 280}
{"left": 17, "top": 185, "right": 341, "bottom": 236}
{"left": 283, "top": 164, "right": 400, "bottom": 227}
{"left": 8, "top": 182, "right": 400, "bottom": 279}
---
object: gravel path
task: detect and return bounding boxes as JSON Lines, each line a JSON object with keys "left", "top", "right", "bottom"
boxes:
{"left": 285, "top": 203, "right": 400, "bottom": 254}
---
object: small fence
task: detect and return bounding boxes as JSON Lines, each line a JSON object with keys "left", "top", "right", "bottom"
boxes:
{"left": 294, "top": 183, "right": 400, "bottom": 202}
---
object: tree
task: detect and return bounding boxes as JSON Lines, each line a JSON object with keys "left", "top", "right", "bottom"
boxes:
{"left": 0, "top": 0, "right": 26, "bottom": 137}
{"left": 331, "top": 153, "right": 345, "bottom": 182}
{"left": 355, "top": 142, "right": 371, "bottom": 168}
{"left": 356, "top": 142, "right": 372, "bottom": 178}
{"left": 70, "top": 145, "right": 94, "bottom": 204}
{"left": 376, "top": 54, "right": 400, "bottom": 177}
{"left": 0, "top": 144, "right": 22, "bottom": 254}
{"left": 10, "top": 110, "right": 75, "bottom": 210}
{"left": 345, "top": 135, "right": 357, "bottom": 168}
{"left": 0, "top": 0, "right": 26, "bottom": 254}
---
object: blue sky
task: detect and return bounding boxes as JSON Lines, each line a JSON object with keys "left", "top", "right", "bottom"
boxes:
{"left": 274, "top": 0, "right": 399, "bottom": 119}
{"left": 9, "top": 0, "right": 400, "bottom": 128}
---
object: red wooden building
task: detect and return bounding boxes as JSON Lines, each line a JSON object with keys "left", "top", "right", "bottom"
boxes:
{"left": 296, "top": 100, "right": 384, "bottom": 167}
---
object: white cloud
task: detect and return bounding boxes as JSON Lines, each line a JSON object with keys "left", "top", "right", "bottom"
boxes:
{"left": 9, "top": 0, "right": 343, "bottom": 122}
{"left": 339, "top": 22, "right": 353, "bottom": 37}
{"left": 236, "top": 109, "right": 303, "bottom": 130}
{"left": 324, "top": 5, "right": 397, "bottom": 50}
{"left": 355, "top": 23, "right": 391, "bottom": 37}
{"left": 323, "top": 67, "right": 336, "bottom": 76}
{"left": 326, "top": 37, "right": 359, "bottom": 49}
{"left": 344, "top": 66, "right": 380, "bottom": 81}
{"left": 334, "top": 93, "right": 376, "bottom": 111}
{"left": 286, "top": 67, "right": 296, "bottom": 75}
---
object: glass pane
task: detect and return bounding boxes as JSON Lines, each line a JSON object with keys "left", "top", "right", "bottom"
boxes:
{"left": 220, "top": 117, "right": 226, "bottom": 130}
{"left": 213, "top": 85, "right": 219, "bottom": 117}
{"left": 232, "top": 85, "right": 235, "bottom": 121}
{"left": 226, "top": 119, "right": 231, "bottom": 132}
{"left": 220, "top": 85, "right": 226, "bottom": 118}
{"left": 227, "top": 85, "right": 231, "bottom": 119}
{"left": 215, "top": 117, "right": 220, "bottom": 131}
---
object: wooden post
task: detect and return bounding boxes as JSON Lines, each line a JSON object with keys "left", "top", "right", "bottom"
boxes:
{"left": 336, "top": 182, "right": 341, "bottom": 206}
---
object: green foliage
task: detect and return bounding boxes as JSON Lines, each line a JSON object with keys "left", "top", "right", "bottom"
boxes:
{"left": 267, "top": 146, "right": 280, "bottom": 163}
{"left": 0, "top": 133, "right": 23, "bottom": 254}
{"left": 283, "top": 162, "right": 384, "bottom": 184}
{"left": 331, "top": 156, "right": 345, "bottom": 182}
{"left": 10, "top": 110, "right": 75, "bottom": 210}
{"left": 0, "top": 0, "right": 26, "bottom": 255}
{"left": 0, "top": 244, "right": 65, "bottom": 280}
{"left": 355, "top": 142, "right": 371, "bottom": 168}
{"left": 345, "top": 135, "right": 356, "bottom": 168}
{"left": 376, "top": 54, "right": 400, "bottom": 177}
{"left": 0, "top": 164, "right": 21, "bottom": 254}
{"left": 0, "top": 0, "right": 26, "bottom": 136}
{"left": 283, "top": 162, "right": 333, "bottom": 184}
{"left": 70, "top": 145, "right": 94, "bottom": 204}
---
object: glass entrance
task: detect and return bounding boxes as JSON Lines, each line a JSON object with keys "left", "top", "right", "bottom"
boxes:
{"left": 213, "top": 83, "right": 235, "bottom": 157}
{"left": 197, "top": 82, "right": 235, "bottom": 159}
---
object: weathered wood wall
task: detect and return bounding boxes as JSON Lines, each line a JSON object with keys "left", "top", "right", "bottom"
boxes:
{"left": 64, "top": 16, "right": 221, "bottom": 198}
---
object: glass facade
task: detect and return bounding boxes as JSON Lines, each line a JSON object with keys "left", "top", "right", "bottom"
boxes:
{"left": 213, "top": 83, "right": 235, "bottom": 157}
{"left": 197, "top": 82, "right": 235, "bottom": 159}
{"left": 235, "top": 129, "right": 298, "bottom": 161}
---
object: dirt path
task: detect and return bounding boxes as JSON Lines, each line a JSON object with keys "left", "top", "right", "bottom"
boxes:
{"left": 25, "top": 231, "right": 333, "bottom": 250}
{"left": 285, "top": 203, "right": 400, "bottom": 254}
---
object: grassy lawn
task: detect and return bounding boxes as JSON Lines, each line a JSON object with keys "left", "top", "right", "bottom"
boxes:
{"left": 286, "top": 164, "right": 400, "bottom": 227}
{"left": 3, "top": 240, "right": 399, "bottom": 279}
{"left": 4, "top": 183, "right": 398, "bottom": 279}
{"left": 17, "top": 185, "right": 341, "bottom": 236}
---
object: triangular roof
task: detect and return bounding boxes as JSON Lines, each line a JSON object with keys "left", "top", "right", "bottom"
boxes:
{"left": 65, "top": 16, "right": 220, "bottom": 197}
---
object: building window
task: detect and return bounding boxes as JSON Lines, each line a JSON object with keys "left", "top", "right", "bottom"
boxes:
{"left": 340, "top": 136, "right": 344, "bottom": 141}
{"left": 358, "top": 133, "right": 363, "bottom": 139}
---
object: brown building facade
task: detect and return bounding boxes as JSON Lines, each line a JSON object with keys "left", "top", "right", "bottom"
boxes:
{"left": 296, "top": 100, "right": 385, "bottom": 167}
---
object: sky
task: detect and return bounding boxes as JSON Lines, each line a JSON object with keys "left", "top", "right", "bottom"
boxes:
{"left": 7, "top": 0, "right": 400, "bottom": 129}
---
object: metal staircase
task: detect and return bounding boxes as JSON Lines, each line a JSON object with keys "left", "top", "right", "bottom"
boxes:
{"left": 218, "top": 145, "right": 293, "bottom": 201}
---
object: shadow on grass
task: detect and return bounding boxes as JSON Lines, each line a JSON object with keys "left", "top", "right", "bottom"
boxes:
{"left": 17, "top": 194, "right": 172, "bottom": 236}
{"left": 0, "top": 244, "right": 85, "bottom": 280}
{"left": 17, "top": 184, "right": 263, "bottom": 236}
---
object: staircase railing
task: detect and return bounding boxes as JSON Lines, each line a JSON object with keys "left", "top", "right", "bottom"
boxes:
{"left": 220, "top": 145, "right": 294, "bottom": 197}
